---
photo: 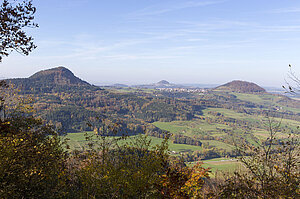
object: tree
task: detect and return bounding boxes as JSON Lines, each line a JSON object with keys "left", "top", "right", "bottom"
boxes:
{"left": 283, "top": 64, "right": 300, "bottom": 94}
{"left": 0, "top": 0, "right": 38, "bottom": 62}
{"left": 67, "top": 125, "right": 211, "bottom": 199}
{"left": 159, "top": 161, "right": 210, "bottom": 199}
{"left": 69, "top": 129, "right": 170, "bottom": 198}
{"left": 217, "top": 119, "right": 299, "bottom": 198}
{"left": 0, "top": 86, "right": 69, "bottom": 198}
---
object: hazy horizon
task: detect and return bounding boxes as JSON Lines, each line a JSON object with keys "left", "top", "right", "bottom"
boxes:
{"left": 2, "top": 0, "right": 300, "bottom": 87}
{"left": 1, "top": 65, "right": 285, "bottom": 89}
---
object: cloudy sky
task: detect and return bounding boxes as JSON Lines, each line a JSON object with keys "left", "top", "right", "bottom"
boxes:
{"left": 2, "top": 0, "right": 300, "bottom": 87}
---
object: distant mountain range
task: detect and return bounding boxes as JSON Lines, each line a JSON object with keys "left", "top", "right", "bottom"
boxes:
{"left": 3, "top": 66, "right": 281, "bottom": 95}
{"left": 108, "top": 80, "right": 217, "bottom": 89}
{"left": 130, "top": 80, "right": 181, "bottom": 89}
{"left": 3, "top": 66, "right": 299, "bottom": 135}
{"left": 106, "top": 80, "right": 267, "bottom": 94}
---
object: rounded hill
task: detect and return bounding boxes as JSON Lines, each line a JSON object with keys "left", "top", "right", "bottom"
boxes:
{"left": 29, "top": 66, "right": 90, "bottom": 86}
{"left": 215, "top": 80, "right": 266, "bottom": 93}
{"left": 7, "top": 66, "right": 100, "bottom": 93}
{"left": 157, "top": 80, "right": 170, "bottom": 85}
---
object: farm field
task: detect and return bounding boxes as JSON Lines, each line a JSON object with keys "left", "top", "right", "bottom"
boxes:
{"left": 65, "top": 132, "right": 241, "bottom": 175}
{"left": 54, "top": 82, "right": 300, "bottom": 177}
{"left": 64, "top": 132, "right": 243, "bottom": 178}
{"left": 153, "top": 105, "right": 300, "bottom": 155}
{"left": 189, "top": 157, "right": 242, "bottom": 177}
{"left": 60, "top": 87, "right": 300, "bottom": 178}
{"left": 233, "top": 92, "right": 300, "bottom": 114}
{"left": 65, "top": 132, "right": 203, "bottom": 153}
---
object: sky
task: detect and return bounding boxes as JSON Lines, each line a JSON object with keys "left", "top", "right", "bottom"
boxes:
{"left": 2, "top": 0, "right": 300, "bottom": 87}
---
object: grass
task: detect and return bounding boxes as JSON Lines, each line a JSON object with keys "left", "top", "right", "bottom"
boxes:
{"left": 153, "top": 105, "right": 300, "bottom": 153}
{"left": 201, "top": 140, "right": 234, "bottom": 151}
{"left": 202, "top": 108, "right": 247, "bottom": 120}
{"left": 64, "top": 131, "right": 94, "bottom": 150}
{"left": 64, "top": 132, "right": 204, "bottom": 153}
{"left": 203, "top": 160, "right": 240, "bottom": 173}
{"left": 65, "top": 132, "right": 241, "bottom": 177}
{"left": 233, "top": 93, "right": 281, "bottom": 106}
{"left": 153, "top": 122, "right": 188, "bottom": 134}
{"left": 233, "top": 92, "right": 300, "bottom": 113}
{"left": 189, "top": 157, "right": 242, "bottom": 177}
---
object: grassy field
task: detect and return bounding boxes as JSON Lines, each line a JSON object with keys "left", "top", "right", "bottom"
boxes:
{"left": 65, "top": 132, "right": 241, "bottom": 176}
{"left": 203, "top": 160, "right": 240, "bottom": 174}
{"left": 189, "top": 157, "right": 242, "bottom": 177}
{"left": 201, "top": 140, "right": 234, "bottom": 151}
{"left": 63, "top": 90, "right": 299, "bottom": 178}
{"left": 64, "top": 132, "right": 204, "bottom": 153}
{"left": 153, "top": 105, "right": 300, "bottom": 153}
{"left": 233, "top": 92, "right": 300, "bottom": 113}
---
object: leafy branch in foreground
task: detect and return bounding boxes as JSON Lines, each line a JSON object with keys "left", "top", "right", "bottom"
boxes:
{"left": 0, "top": 84, "right": 69, "bottom": 198}
{"left": 0, "top": 0, "right": 38, "bottom": 62}
{"left": 67, "top": 123, "right": 211, "bottom": 199}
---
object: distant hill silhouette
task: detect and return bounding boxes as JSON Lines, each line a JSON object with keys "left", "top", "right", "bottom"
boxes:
{"left": 215, "top": 80, "right": 266, "bottom": 93}
{"left": 133, "top": 80, "right": 180, "bottom": 89}
{"left": 6, "top": 66, "right": 100, "bottom": 93}
{"left": 157, "top": 80, "right": 170, "bottom": 85}
{"left": 111, "top": 83, "right": 129, "bottom": 88}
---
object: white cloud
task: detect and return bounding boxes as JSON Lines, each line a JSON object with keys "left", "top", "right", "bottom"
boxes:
{"left": 128, "top": 0, "right": 226, "bottom": 17}
{"left": 270, "top": 7, "right": 300, "bottom": 14}
{"left": 256, "top": 25, "right": 300, "bottom": 32}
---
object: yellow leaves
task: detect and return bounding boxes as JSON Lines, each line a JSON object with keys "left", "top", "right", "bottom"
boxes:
{"left": 158, "top": 162, "right": 210, "bottom": 198}
{"left": 2, "top": 121, "right": 11, "bottom": 125}
{"left": 103, "top": 175, "right": 109, "bottom": 179}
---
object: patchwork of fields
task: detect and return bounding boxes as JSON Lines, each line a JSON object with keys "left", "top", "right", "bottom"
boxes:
{"left": 64, "top": 90, "right": 300, "bottom": 174}
{"left": 65, "top": 132, "right": 241, "bottom": 174}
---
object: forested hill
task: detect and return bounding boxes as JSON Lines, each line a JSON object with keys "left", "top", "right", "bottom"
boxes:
{"left": 215, "top": 80, "right": 266, "bottom": 93}
{"left": 4, "top": 67, "right": 300, "bottom": 139}
{"left": 6, "top": 66, "right": 100, "bottom": 93}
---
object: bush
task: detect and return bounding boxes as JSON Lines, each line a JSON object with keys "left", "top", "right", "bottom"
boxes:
{"left": 217, "top": 120, "right": 299, "bottom": 198}
{"left": 0, "top": 83, "right": 68, "bottom": 198}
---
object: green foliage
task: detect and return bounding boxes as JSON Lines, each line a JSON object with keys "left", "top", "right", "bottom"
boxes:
{"left": 64, "top": 125, "right": 211, "bottom": 199}
{"left": 9, "top": 67, "right": 100, "bottom": 94}
{"left": 0, "top": 85, "right": 68, "bottom": 198}
{"left": 217, "top": 120, "right": 299, "bottom": 198}
{"left": 71, "top": 134, "right": 169, "bottom": 198}
{"left": 0, "top": 0, "right": 38, "bottom": 62}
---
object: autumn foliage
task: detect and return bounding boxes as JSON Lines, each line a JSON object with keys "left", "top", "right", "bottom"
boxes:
{"left": 0, "top": 83, "right": 211, "bottom": 198}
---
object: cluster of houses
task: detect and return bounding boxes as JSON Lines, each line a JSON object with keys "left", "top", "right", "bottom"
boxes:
{"left": 156, "top": 87, "right": 207, "bottom": 93}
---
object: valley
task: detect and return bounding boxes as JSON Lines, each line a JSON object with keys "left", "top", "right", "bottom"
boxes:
{"left": 6, "top": 67, "right": 300, "bottom": 166}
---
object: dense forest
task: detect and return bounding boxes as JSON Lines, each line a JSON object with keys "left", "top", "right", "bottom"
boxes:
{"left": 5, "top": 67, "right": 300, "bottom": 163}
{"left": 7, "top": 67, "right": 300, "bottom": 136}
{"left": 1, "top": 1, "right": 299, "bottom": 198}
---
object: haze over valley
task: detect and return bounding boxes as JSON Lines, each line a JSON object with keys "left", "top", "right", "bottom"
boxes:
{"left": 1, "top": 1, "right": 300, "bottom": 198}
{"left": 5, "top": 67, "right": 300, "bottom": 160}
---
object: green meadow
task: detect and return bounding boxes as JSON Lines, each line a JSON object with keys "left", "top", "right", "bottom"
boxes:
{"left": 189, "top": 157, "right": 242, "bottom": 177}
{"left": 64, "top": 132, "right": 203, "bottom": 153}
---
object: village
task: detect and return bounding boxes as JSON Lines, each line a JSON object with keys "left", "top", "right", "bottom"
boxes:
{"left": 156, "top": 87, "right": 208, "bottom": 93}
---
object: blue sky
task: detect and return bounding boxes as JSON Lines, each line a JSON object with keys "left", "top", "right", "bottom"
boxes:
{"left": 2, "top": 0, "right": 300, "bottom": 87}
